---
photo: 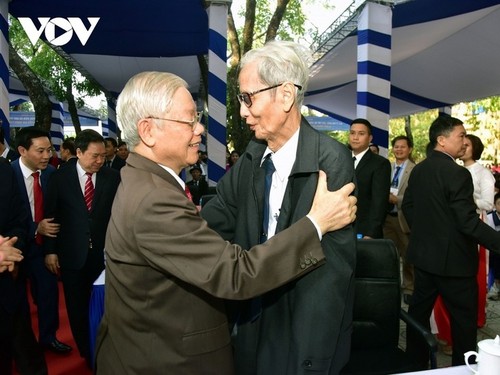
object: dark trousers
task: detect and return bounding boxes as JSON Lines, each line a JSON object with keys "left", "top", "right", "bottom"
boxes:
{"left": 407, "top": 268, "right": 478, "bottom": 366}
{"left": 0, "top": 285, "right": 47, "bottom": 375}
{"left": 26, "top": 251, "right": 59, "bottom": 344}
{"left": 61, "top": 249, "right": 104, "bottom": 361}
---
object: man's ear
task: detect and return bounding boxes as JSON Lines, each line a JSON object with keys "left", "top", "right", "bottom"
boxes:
{"left": 281, "top": 82, "right": 297, "bottom": 112}
{"left": 137, "top": 118, "right": 156, "bottom": 148}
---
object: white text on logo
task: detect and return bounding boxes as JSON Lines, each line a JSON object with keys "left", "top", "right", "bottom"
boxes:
{"left": 18, "top": 17, "right": 100, "bottom": 46}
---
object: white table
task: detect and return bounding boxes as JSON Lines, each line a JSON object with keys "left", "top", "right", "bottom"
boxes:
{"left": 393, "top": 365, "right": 476, "bottom": 374}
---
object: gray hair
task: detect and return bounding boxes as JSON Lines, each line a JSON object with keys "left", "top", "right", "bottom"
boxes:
{"left": 239, "top": 40, "right": 312, "bottom": 108}
{"left": 116, "top": 71, "right": 188, "bottom": 151}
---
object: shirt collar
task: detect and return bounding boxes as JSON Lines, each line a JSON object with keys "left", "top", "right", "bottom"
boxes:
{"left": 19, "top": 157, "right": 39, "bottom": 179}
{"left": 261, "top": 128, "right": 299, "bottom": 181}
{"left": 353, "top": 147, "right": 370, "bottom": 162}
{"left": 158, "top": 164, "right": 186, "bottom": 189}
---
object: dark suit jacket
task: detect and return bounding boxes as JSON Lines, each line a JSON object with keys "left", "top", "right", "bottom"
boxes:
{"left": 108, "top": 156, "right": 126, "bottom": 171}
{"left": 11, "top": 159, "right": 55, "bottom": 257}
{"left": 186, "top": 178, "right": 208, "bottom": 205}
{"left": 95, "top": 152, "right": 325, "bottom": 375}
{"left": 354, "top": 149, "right": 391, "bottom": 238}
{"left": 0, "top": 161, "right": 29, "bottom": 313}
{"left": 402, "top": 151, "right": 500, "bottom": 277}
{"left": 44, "top": 162, "right": 120, "bottom": 270}
{"left": 202, "top": 118, "right": 357, "bottom": 375}
{"left": 4, "top": 148, "right": 19, "bottom": 162}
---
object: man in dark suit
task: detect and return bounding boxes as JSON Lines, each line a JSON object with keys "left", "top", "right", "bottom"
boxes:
{"left": 349, "top": 118, "right": 391, "bottom": 238}
{"left": 104, "top": 137, "right": 126, "bottom": 170}
{"left": 0, "top": 126, "right": 19, "bottom": 162}
{"left": 201, "top": 41, "right": 357, "bottom": 375}
{"left": 186, "top": 165, "right": 208, "bottom": 205}
{"left": 94, "top": 71, "right": 356, "bottom": 374}
{"left": 402, "top": 116, "right": 500, "bottom": 366}
{"left": 0, "top": 159, "right": 48, "bottom": 374}
{"left": 11, "top": 127, "right": 71, "bottom": 354}
{"left": 45, "top": 129, "right": 120, "bottom": 365}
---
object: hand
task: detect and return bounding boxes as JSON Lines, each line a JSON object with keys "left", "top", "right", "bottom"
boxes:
{"left": 45, "top": 254, "right": 60, "bottom": 274}
{"left": 388, "top": 193, "right": 398, "bottom": 205}
{"left": 37, "top": 218, "right": 60, "bottom": 237}
{"left": 0, "top": 236, "right": 24, "bottom": 273}
{"left": 308, "top": 171, "right": 357, "bottom": 235}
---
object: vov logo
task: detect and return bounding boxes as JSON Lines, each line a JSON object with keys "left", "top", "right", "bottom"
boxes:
{"left": 18, "top": 17, "right": 100, "bottom": 46}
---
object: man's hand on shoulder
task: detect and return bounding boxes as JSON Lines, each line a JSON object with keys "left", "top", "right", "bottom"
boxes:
{"left": 308, "top": 171, "right": 357, "bottom": 235}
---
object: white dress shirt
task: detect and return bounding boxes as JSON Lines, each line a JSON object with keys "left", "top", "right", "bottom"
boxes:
{"left": 19, "top": 158, "right": 39, "bottom": 218}
{"left": 77, "top": 161, "right": 97, "bottom": 195}
{"left": 261, "top": 130, "right": 299, "bottom": 239}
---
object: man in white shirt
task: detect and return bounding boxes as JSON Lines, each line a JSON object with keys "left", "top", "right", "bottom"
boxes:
{"left": 202, "top": 40, "right": 357, "bottom": 375}
{"left": 383, "top": 135, "right": 416, "bottom": 304}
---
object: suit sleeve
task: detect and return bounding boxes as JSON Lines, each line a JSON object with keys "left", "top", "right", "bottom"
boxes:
{"left": 0, "top": 164, "right": 29, "bottom": 252}
{"left": 450, "top": 168, "right": 500, "bottom": 252}
{"left": 133, "top": 187, "right": 325, "bottom": 300}
{"left": 366, "top": 157, "right": 391, "bottom": 237}
{"left": 402, "top": 172, "right": 414, "bottom": 229}
{"left": 43, "top": 171, "right": 60, "bottom": 255}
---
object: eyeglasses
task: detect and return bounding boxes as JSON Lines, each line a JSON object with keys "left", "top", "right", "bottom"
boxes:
{"left": 147, "top": 111, "right": 203, "bottom": 131}
{"left": 237, "top": 83, "right": 303, "bottom": 108}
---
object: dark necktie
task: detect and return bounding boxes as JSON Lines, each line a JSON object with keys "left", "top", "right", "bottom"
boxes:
{"left": 84, "top": 172, "right": 95, "bottom": 211}
{"left": 391, "top": 166, "right": 402, "bottom": 188}
{"left": 32, "top": 171, "right": 44, "bottom": 245}
{"left": 353, "top": 156, "right": 357, "bottom": 168}
{"left": 261, "top": 154, "right": 275, "bottom": 244}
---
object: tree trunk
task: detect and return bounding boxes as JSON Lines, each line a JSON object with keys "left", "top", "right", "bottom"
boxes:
{"left": 9, "top": 45, "right": 52, "bottom": 131}
{"left": 65, "top": 80, "right": 82, "bottom": 134}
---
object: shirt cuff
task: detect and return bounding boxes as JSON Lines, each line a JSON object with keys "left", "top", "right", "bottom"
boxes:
{"left": 306, "top": 214, "right": 322, "bottom": 241}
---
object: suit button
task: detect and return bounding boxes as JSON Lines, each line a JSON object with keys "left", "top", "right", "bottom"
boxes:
{"left": 305, "top": 258, "right": 311, "bottom": 265}
{"left": 303, "top": 360, "right": 312, "bottom": 368}
{"left": 300, "top": 262, "right": 306, "bottom": 269}
{"left": 312, "top": 258, "right": 318, "bottom": 265}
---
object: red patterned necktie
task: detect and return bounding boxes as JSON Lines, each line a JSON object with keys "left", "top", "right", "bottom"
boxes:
{"left": 32, "top": 171, "right": 44, "bottom": 245}
{"left": 84, "top": 172, "right": 95, "bottom": 211}
{"left": 185, "top": 185, "right": 193, "bottom": 202}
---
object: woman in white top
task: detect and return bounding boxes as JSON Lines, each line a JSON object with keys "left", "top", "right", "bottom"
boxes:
{"left": 460, "top": 134, "right": 495, "bottom": 214}
{"left": 460, "top": 134, "right": 496, "bottom": 308}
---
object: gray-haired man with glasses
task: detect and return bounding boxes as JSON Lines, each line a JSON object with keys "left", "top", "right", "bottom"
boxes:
{"left": 202, "top": 40, "right": 357, "bottom": 375}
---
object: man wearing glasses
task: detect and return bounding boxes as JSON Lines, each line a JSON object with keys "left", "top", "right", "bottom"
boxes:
{"left": 95, "top": 71, "right": 357, "bottom": 374}
{"left": 202, "top": 40, "right": 357, "bottom": 375}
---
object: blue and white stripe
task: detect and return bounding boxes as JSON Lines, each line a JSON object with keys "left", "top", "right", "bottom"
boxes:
{"left": 104, "top": 98, "right": 117, "bottom": 139}
{"left": 0, "top": 0, "right": 10, "bottom": 142}
{"left": 206, "top": 3, "right": 229, "bottom": 186}
{"left": 50, "top": 97, "right": 64, "bottom": 155}
{"left": 356, "top": 2, "right": 392, "bottom": 156}
{"left": 438, "top": 106, "right": 452, "bottom": 117}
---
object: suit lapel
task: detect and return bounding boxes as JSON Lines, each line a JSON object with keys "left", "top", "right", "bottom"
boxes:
{"left": 356, "top": 151, "right": 371, "bottom": 173}
{"left": 12, "top": 160, "right": 32, "bottom": 220}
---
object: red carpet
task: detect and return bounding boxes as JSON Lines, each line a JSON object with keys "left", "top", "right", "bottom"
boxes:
{"left": 16, "top": 281, "right": 93, "bottom": 375}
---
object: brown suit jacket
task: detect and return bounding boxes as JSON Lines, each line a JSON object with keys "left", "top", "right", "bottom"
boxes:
{"left": 395, "top": 160, "right": 415, "bottom": 234}
{"left": 95, "top": 153, "right": 325, "bottom": 375}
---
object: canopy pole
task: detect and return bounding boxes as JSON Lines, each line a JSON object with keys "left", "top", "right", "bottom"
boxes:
{"left": 49, "top": 97, "right": 64, "bottom": 155}
{"left": 1, "top": 0, "right": 10, "bottom": 143}
{"left": 105, "top": 98, "right": 118, "bottom": 139}
{"left": 356, "top": 1, "right": 392, "bottom": 157}
{"left": 206, "top": 0, "right": 231, "bottom": 186}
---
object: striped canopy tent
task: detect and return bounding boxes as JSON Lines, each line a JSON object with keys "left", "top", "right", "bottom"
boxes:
{"left": 4, "top": 0, "right": 230, "bottom": 184}
{"left": 304, "top": 0, "right": 500, "bottom": 153}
